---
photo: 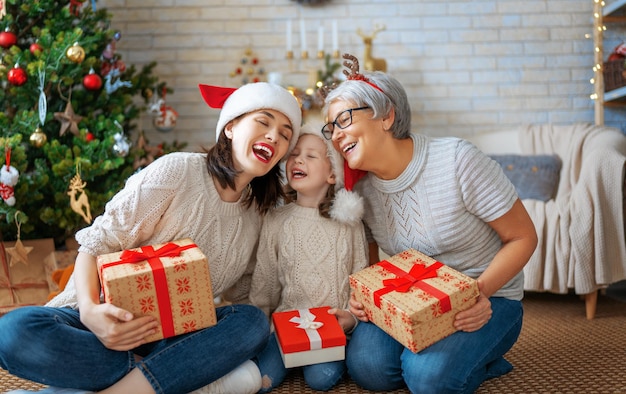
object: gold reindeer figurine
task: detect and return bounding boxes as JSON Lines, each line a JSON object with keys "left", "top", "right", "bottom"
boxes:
{"left": 356, "top": 24, "right": 387, "bottom": 72}
{"left": 68, "top": 173, "right": 92, "bottom": 224}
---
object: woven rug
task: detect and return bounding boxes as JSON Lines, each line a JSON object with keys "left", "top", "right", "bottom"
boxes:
{"left": 1, "top": 292, "right": 625, "bottom": 393}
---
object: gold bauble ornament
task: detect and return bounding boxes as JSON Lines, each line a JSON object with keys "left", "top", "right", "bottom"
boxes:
{"left": 66, "top": 42, "right": 85, "bottom": 63}
{"left": 30, "top": 127, "right": 48, "bottom": 148}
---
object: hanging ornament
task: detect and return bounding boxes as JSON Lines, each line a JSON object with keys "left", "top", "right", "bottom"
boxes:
{"left": 37, "top": 67, "right": 47, "bottom": 128}
{"left": 30, "top": 42, "right": 43, "bottom": 56}
{"left": 83, "top": 68, "right": 102, "bottom": 90}
{"left": 85, "top": 131, "right": 95, "bottom": 142}
{"left": 112, "top": 121, "right": 131, "bottom": 157}
{"left": 0, "top": 28, "right": 17, "bottom": 48}
{"left": 68, "top": 163, "right": 92, "bottom": 224}
{"left": 1, "top": 0, "right": 6, "bottom": 20}
{"left": 5, "top": 213, "right": 33, "bottom": 267}
{"left": 66, "top": 42, "right": 85, "bottom": 63}
{"left": 0, "top": 148, "right": 19, "bottom": 206}
{"left": 54, "top": 87, "right": 84, "bottom": 136}
{"left": 29, "top": 127, "right": 48, "bottom": 148}
{"left": 68, "top": 0, "right": 87, "bottom": 16}
{"left": 7, "top": 64, "right": 27, "bottom": 86}
{"left": 104, "top": 68, "right": 131, "bottom": 94}
{"left": 153, "top": 87, "right": 178, "bottom": 133}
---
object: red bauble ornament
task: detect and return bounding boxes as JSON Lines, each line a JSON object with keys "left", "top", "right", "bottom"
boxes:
{"left": 0, "top": 31, "right": 18, "bottom": 49}
{"left": 86, "top": 132, "right": 95, "bottom": 142}
{"left": 7, "top": 66, "right": 27, "bottom": 86}
{"left": 30, "top": 42, "right": 43, "bottom": 56}
{"left": 83, "top": 69, "right": 103, "bottom": 90}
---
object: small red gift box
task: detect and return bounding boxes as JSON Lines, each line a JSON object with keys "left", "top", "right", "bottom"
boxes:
{"left": 349, "top": 249, "right": 479, "bottom": 353}
{"left": 97, "top": 238, "right": 217, "bottom": 342}
{"left": 272, "top": 306, "right": 346, "bottom": 368}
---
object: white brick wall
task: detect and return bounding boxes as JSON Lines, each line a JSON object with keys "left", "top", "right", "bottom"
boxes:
{"left": 97, "top": 0, "right": 625, "bottom": 150}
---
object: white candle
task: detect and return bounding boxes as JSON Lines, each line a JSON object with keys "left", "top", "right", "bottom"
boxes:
{"left": 332, "top": 20, "right": 338, "bottom": 52}
{"left": 300, "top": 19, "right": 307, "bottom": 52}
{"left": 286, "top": 20, "right": 292, "bottom": 52}
{"left": 318, "top": 25, "right": 324, "bottom": 52}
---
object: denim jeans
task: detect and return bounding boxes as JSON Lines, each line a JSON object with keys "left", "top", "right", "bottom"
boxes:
{"left": 256, "top": 332, "right": 345, "bottom": 392}
{"left": 346, "top": 297, "right": 523, "bottom": 394}
{"left": 0, "top": 304, "right": 269, "bottom": 394}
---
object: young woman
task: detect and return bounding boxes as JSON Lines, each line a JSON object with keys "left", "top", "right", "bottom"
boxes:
{"left": 0, "top": 82, "right": 302, "bottom": 394}
{"left": 321, "top": 55, "right": 538, "bottom": 394}
{"left": 249, "top": 123, "right": 368, "bottom": 392}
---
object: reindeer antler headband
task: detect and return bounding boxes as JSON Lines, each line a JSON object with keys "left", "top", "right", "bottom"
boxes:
{"left": 319, "top": 53, "right": 384, "bottom": 99}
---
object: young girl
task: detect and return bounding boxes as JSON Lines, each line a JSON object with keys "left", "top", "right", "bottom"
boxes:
{"left": 248, "top": 123, "right": 369, "bottom": 392}
{"left": 0, "top": 82, "right": 302, "bottom": 394}
{"left": 322, "top": 54, "right": 537, "bottom": 393}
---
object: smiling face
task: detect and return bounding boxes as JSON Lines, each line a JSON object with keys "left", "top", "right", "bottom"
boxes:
{"left": 225, "top": 109, "right": 293, "bottom": 180}
{"left": 327, "top": 100, "right": 383, "bottom": 174}
{"left": 286, "top": 134, "right": 336, "bottom": 206}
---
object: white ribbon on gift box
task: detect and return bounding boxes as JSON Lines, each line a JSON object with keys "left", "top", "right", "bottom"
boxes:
{"left": 289, "top": 309, "right": 324, "bottom": 350}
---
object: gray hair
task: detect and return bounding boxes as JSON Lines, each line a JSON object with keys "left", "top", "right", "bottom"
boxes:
{"left": 321, "top": 71, "right": 412, "bottom": 139}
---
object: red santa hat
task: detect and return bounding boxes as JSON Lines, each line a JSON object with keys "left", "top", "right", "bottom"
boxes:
{"left": 198, "top": 82, "right": 302, "bottom": 153}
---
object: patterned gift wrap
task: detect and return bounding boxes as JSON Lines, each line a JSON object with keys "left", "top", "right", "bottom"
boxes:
{"left": 97, "top": 238, "right": 216, "bottom": 342}
{"left": 349, "top": 249, "right": 479, "bottom": 353}
{"left": 273, "top": 306, "right": 346, "bottom": 368}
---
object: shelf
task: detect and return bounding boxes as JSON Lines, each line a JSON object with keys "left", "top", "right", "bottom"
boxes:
{"left": 604, "top": 0, "right": 626, "bottom": 16}
{"left": 605, "top": 85, "right": 626, "bottom": 101}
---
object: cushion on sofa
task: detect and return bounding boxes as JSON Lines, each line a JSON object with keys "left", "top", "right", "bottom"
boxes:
{"left": 489, "top": 154, "right": 562, "bottom": 201}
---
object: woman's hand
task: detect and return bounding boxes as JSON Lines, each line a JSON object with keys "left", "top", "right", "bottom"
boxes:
{"left": 348, "top": 292, "right": 369, "bottom": 322}
{"left": 80, "top": 302, "right": 158, "bottom": 351}
{"left": 453, "top": 281, "right": 492, "bottom": 332}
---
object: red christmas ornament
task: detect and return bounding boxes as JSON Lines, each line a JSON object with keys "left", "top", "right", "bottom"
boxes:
{"left": 30, "top": 42, "right": 43, "bottom": 56}
{"left": 86, "top": 132, "right": 95, "bottom": 142}
{"left": 0, "top": 31, "right": 18, "bottom": 49}
{"left": 7, "top": 66, "right": 27, "bottom": 86}
{"left": 83, "top": 69, "right": 103, "bottom": 91}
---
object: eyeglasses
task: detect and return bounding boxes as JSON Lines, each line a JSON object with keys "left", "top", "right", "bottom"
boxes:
{"left": 321, "top": 106, "right": 370, "bottom": 140}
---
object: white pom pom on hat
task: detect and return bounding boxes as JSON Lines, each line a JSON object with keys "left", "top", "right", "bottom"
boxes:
{"left": 198, "top": 82, "right": 302, "bottom": 153}
{"left": 298, "top": 122, "right": 364, "bottom": 225}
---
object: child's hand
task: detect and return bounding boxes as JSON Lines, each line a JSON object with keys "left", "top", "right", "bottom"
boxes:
{"left": 327, "top": 307, "right": 359, "bottom": 334}
{"left": 348, "top": 292, "right": 369, "bottom": 322}
{"left": 80, "top": 303, "right": 158, "bottom": 351}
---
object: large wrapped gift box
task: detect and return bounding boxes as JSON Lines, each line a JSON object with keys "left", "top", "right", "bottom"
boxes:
{"left": 1, "top": 238, "right": 55, "bottom": 315}
{"left": 272, "top": 306, "right": 346, "bottom": 368}
{"left": 97, "top": 238, "right": 217, "bottom": 342}
{"left": 349, "top": 249, "right": 479, "bottom": 353}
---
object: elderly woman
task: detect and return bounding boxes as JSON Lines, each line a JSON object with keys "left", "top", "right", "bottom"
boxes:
{"left": 320, "top": 55, "right": 537, "bottom": 394}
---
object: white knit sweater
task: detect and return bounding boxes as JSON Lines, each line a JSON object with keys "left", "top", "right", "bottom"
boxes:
{"left": 355, "top": 133, "right": 522, "bottom": 300}
{"left": 47, "top": 152, "right": 262, "bottom": 309}
{"left": 249, "top": 203, "right": 368, "bottom": 317}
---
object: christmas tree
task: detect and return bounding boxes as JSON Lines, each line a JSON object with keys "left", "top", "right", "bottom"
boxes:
{"left": 0, "top": 0, "right": 172, "bottom": 245}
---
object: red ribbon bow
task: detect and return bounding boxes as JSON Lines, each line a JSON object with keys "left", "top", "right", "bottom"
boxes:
{"left": 373, "top": 260, "right": 451, "bottom": 314}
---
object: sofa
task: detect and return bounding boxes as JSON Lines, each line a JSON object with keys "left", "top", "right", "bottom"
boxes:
{"left": 465, "top": 123, "right": 626, "bottom": 319}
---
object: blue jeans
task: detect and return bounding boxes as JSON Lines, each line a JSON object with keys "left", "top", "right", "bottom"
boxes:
{"left": 346, "top": 297, "right": 523, "bottom": 394}
{"left": 256, "top": 332, "right": 345, "bottom": 392}
{"left": 0, "top": 304, "right": 269, "bottom": 394}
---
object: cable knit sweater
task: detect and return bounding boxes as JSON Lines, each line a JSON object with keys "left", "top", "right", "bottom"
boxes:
{"left": 249, "top": 203, "right": 368, "bottom": 317}
{"left": 355, "top": 133, "right": 523, "bottom": 300}
{"left": 47, "top": 152, "right": 262, "bottom": 309}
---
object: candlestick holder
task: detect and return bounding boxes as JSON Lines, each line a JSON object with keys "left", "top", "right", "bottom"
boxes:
{"left": 301, "top": 50, "right": 309, "bottom": 59}
{"left": 317, "top": 50, "right": 325, "bottom": 59}
{"left": 332, "top": 50, "right": 340, "bottom": 59}
{"left": 286, "top": 50, "right": 294, "bottom": 60}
